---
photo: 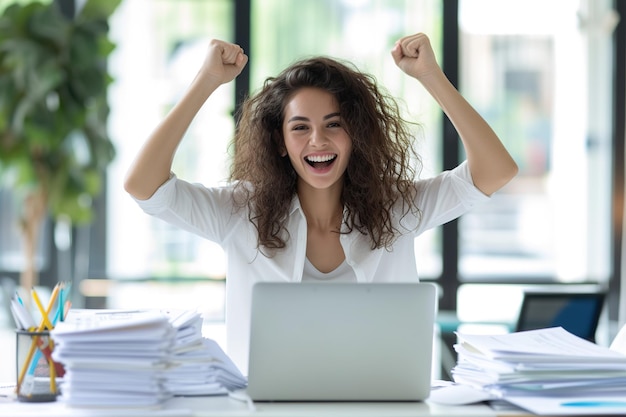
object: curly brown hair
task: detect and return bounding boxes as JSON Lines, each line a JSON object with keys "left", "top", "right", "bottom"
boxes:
{"left": 230, "top": 56, "right": 422, "bottom": 253}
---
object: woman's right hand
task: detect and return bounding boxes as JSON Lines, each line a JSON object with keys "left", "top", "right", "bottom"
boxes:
{"left": 198, "top": 39, "right": 248, "bottom": 87}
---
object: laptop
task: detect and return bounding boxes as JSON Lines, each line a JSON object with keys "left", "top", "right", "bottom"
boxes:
{"left": 515, "top": 290, "right": 606, "bottom": 342}
{"left": 246, "top": 282, "right": 437, "bottom": 401}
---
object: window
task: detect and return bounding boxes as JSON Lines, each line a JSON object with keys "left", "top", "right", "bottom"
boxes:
{"left": 456, "top": 0, "right": 616, "bottom": 327}
{"left": 107, "top": 0, "right": 233, "bottom": 283}
{"left": 458, "top": 0, "right": 613, "bottom": 282}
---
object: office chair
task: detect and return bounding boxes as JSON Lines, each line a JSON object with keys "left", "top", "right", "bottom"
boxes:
{"left": 515, "top": 290, "right": 606, "bottom": 342}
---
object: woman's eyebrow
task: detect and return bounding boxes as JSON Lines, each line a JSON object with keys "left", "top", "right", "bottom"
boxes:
{"left": 287, "top": 116, "right": 309, "bottom": 123}
{"left": 287, "top": 112, "right": 341, "bottom": 124}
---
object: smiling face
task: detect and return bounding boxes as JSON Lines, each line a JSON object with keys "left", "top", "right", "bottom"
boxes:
{"left": 282, "top": 88, "right": 352, "bottom": 193}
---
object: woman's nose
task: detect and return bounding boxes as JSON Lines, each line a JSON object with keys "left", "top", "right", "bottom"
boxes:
{"left": 309, "top": 128, "right": 327, "bottom": 146}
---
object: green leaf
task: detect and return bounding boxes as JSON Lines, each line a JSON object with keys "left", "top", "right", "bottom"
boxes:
{"left": 98, "top": 36, "right": 116, "bottom": 57}
{"left": 81, "top": 168, "right": 102, "bottom": 195}
{"left": 27, "top": 2, "right": 68, "bottom": 48}
{"left": 77, "top": 0, "right": 122, "bottom": 22}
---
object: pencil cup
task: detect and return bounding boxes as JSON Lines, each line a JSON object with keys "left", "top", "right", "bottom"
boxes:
{"left": 15, "top": 329, "right": 62, "bottom": 402}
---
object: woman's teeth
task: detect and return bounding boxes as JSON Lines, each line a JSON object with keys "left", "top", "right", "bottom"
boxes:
{"left": 305, "top": 154, "right": 337, "bottom": 168}
{"left": 306, "top": 154, "right": 336, "bottom": 163}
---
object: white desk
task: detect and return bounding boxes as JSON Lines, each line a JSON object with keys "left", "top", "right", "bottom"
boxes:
{"left": 172, "top": 396, "right": 502, "bottom": 417}
{"left": 0, "top": 395, "right": 508, "bottom": 417}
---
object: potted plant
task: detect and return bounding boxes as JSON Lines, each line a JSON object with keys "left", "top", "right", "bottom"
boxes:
{"left": 0, "top": 0, "right": 121, "bottom": 292}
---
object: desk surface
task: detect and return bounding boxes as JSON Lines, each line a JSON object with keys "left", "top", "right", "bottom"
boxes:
{"left": 0, "top": 395, "right": 509, "bottom": 417}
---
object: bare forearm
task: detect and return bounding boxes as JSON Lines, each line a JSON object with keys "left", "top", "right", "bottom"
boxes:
{"left": 124, "top": 81, "right": 218, "bottom": 200}
{"left": 124, "top": 76, "right": 219, "bottom": 200}
{"left": 392, "top": 33, "right": 518, "bottom": 195}
{"left": 418, "top": 70, "right": 518, "bottom": 195}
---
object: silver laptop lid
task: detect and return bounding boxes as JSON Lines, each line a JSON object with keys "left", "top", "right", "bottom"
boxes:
{"left": 247, "top": 282, "right": 437, "bottom": 401}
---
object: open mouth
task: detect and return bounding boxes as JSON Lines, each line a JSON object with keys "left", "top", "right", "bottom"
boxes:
{"left": 305, "top": 154, "right": 337, "bottom": 169}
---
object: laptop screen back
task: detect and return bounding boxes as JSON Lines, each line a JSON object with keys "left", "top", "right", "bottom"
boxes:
{"left": 247, "top": 282, "right": 437, "bottom": 401}
{"left": 516, "top": 292, "right": 605, "bottom": 342}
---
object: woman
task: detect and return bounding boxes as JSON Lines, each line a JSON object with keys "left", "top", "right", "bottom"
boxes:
{"left": 124, "top": 33, "right": 518, "bottom": 372}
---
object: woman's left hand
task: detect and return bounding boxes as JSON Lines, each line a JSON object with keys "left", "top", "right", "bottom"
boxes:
{"left": 391, "top": 33, "right": 441, "bottom": 80}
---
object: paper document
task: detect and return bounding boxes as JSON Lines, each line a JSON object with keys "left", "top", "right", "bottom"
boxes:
{"left": 449, "top": 327, "right": 626, "bottom": 415}
{"left": 457, "top": 326, "right": 626, "bottom": 362}
{"left": 51, "top": 309, "right": 247, "bottom": 408}
{"left": 506, "top": 395, "right": 626, "bottom": 416}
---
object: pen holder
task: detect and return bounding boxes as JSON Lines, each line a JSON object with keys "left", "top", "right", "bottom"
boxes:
{"left": 15, "top": 329, "right": 63, "bottom": 402}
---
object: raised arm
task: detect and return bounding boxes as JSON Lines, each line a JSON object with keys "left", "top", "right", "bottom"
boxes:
{"left": 391, "top": 33, "right": 518, "bottom": 196}
{"left": 124, "top": 40, "right": 248, "bottom": 200}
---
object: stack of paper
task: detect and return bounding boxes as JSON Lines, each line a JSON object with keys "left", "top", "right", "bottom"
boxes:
{"left": 452, "top": 327, "right": 626, "bottom": 415}
{"left": 51, "top": 309, "right": 175, "bottom": 408}
{"left": 51, "top": 308, "right": 247, "bottom": 408}
{"left": 163, "top": 310, "right": 247, "bottom": 395}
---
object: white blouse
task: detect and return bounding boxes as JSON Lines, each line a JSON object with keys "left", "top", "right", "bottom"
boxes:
{"left": 133, "top": 160, "right": 489, "bottom": 373}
